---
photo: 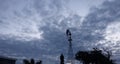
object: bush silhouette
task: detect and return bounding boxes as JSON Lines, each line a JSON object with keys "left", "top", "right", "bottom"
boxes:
{"left": 36, "top": 60, "right": 42, "bottom": 64}
{"left": 75, "top": 48, "right": 115, "bottom": 64}
{"left": 31, "top": 59, "right": 35, "bottom": 64}
{"left": 23, "top": 59, "right": 30, "bottom": 64}
{"left": 23, "top": 58, "right": 42, "bottom": 64}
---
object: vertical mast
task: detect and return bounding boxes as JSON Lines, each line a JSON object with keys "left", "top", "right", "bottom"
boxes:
{"left": 66, "top": 29, "right": 72, "bottom": 47}
{"left": 66, "top": 29, "right": 74, "bottom": 64}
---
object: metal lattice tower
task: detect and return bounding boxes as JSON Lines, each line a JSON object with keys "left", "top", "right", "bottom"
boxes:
{"left": 66, "top": 29, "right": 74, "bottom": 64}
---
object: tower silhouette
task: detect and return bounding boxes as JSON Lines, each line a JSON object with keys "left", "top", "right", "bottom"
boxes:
{"left": 66, "top": 29, "right": 74, "bottom": 64}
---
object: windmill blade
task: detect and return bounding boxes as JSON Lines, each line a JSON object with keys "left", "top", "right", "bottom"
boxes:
{"left": 66, "top": 29, "right": 71, "bottom": 36}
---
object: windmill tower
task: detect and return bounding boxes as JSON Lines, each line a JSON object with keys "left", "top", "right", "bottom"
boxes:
{"left": 66, "top": 29, "right": 74, "bottom": 64}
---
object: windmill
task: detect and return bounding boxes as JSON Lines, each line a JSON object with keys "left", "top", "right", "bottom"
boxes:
{"left": 66, "top": 29, "right": 74, "bottom": 64}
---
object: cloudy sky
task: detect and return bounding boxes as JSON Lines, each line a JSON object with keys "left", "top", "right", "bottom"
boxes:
{"left": 0, "top": 0, "right": 120, "bottom": 64}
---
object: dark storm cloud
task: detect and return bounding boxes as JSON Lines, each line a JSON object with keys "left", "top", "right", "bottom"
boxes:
{"left": 33, "top": 0, "right": 66, "bottom": 17}
{"left": 0, "top": 0, "right": 81, "bottom": 64}
{"left": 36, "top": 14, "right": 81, "bottom": 64}
{"left": 77, "top": 0, "right": 120, "bottom": 46}
{"left": 0, "top": 0, "right": 120, "bottom": 64}
{"left": 77, "top": 0, "right": 120, "bottom": 63}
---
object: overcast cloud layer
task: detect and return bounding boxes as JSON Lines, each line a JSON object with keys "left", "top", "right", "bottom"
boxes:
{"left": 0, "top": 0, "right": 120, "bottom": 64}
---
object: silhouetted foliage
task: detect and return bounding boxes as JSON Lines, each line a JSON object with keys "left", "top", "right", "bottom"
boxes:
{"left": 23, "top": 59, "right": 30, "bottom": 64}
{"left": 36, "top": 60, "right": 42, "bottom": 64}
{"left": 31, "top": 59, "right": 35, "bottom": 64}
{"left": 23, "top": 58, "right": 41, "bottom": 64}
{"left": 75, "top": 48, "right": 115, "bottom": 64}
{"left": 60, "top": 54, "right": 64, "bottom": 64}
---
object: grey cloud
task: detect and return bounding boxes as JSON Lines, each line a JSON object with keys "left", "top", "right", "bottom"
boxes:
{"left": 0, "top": 0, "right": 81, "bottom": 64}
{"left": 1, "top": 0, "right": 120, "bottom": 64}
{"left": 78, "top": 0, "right": 120, "bottom": 45}
{"left": 76, "top": 0, "right": 120, "bottom": 62}
{"left": 35, "top": 13, "right": 82, "bottom": 63}
{"left": 33, "top": 0, "right": 68, "bottom": 18}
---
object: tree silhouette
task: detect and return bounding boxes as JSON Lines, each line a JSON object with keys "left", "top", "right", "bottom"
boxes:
{"left": 36, "top": 60, "right": 42, "bottom": 64}
{"left": 31, "top": 59, "right": 35, "bottom": 64}
{"left": 23, "top": 59, "right": 36, "bottom": 64}
{"left": 23, "top": 59, "right": 30, "bottom": 64}
{"left": 75, "top": 51, "right": 93, "bottom": 64}
{"left": 60, "top": 54, "right": 64, "bottom": 64}
{"left": 75, "top": 48, "right": 115, "bottom": 64}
